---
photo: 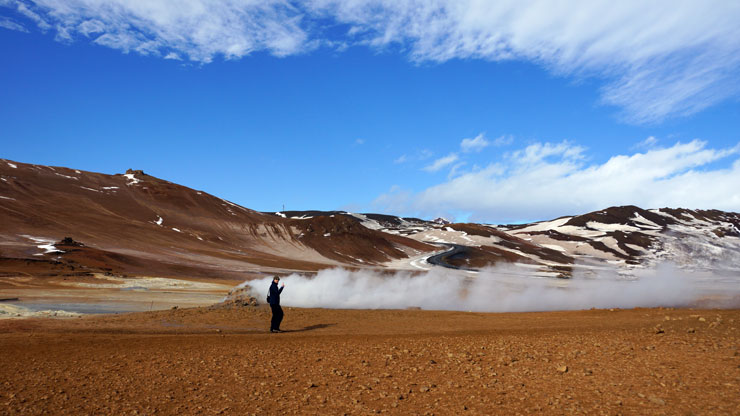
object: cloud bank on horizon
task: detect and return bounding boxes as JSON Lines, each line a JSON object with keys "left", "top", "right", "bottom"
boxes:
{"left": 2, "top": 0, "right": 740, "bottom": 124}
{"left": 377, "top": 138, "right": 740, "bottom": 223}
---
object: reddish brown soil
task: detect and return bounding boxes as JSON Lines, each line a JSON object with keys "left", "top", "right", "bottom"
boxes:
{"left": 1, "top": 307, "right": 738, "bottom": 415}
{"left": 0, "top": 160, "right": 435, "bottom": 279}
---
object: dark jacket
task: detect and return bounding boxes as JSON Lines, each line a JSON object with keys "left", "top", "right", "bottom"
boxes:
{"left": 268, "top": 281, "right": 283, "bottom": 305}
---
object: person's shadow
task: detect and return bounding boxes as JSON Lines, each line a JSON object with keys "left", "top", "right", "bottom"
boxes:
{"left": 281, "top": 323, "right": 336, "bottom": 333}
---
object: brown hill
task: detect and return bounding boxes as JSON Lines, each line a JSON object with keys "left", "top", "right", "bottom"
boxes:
{"left": 0, "top": 159, "right": 435, "bottom": 280}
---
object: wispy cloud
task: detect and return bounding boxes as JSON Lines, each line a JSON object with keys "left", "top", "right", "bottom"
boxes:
{"left": 4, "top": 1, "right": 740, "bottom": 122}
{"left": 395, "top": 148, "right": 434, "bottom": 165}
{"left": 632, "top": 136, "right": 659, "bottom": 150}
{"left": 423, "top": 153, "right": 458, "bottom": 172}
{"left": 0, "top": 15, "right": 28, "bottom": 32}
{"left": 460, "top": 133, "right": 489, "bottom": 153}
{"left": 393, "top": 155, "right": 407, "bottom": 164}
{"left": 417, "top": 133, "right": 507, "bottom": 174}
{"left": 448, "top": 161, "right": 467, "bottom": 179}
{"left": 492, "top": 135, "right": 514, "bottom": 147}
{"left": 376, "top": 139, "right": 740, "bottom": 222}
{"left": 163, "top": 52, "right": 181, "bottom": 60}
{"left": 419, "top": 149, "right": 433, "bottom": 160}
{"left": 3, "top": 0, "right": 310, "bottom": 62}
{"left": 310, "top": 1, "right": 740, "bottom": 123}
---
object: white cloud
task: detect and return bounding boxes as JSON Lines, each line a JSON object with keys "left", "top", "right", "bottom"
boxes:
{"left": 355, "top": 138, "right": 364, "bottom": 145}
{"left": 4, "top": 0, "right": 310, "bottom": 61}
{"left": 415, "top": 133, "right": 513, "bottom": 176}
{"left": 375, "top": 140, "right": 740, "bottom": 222}
{"left": 77, "top": 18, "right": 103, "bottom": 36}
{"left": 309, "top": 0, "right": 740, "bottom": 123}
{"left": 423, "top": 153, "right": 458, "bottom": 172}
{"left": 633, "top": 136, "right": 658, "bottom": 150}
{"left": 4, "top": 1, "right": 740, "bottom": 122}
{"left": 509, "top": 141, "right": 585, "bottom": 166}
{"left": 0, "top": 16, "right": 28, "bottom": 32}
{"left": 447, "top": 161, "right": 467, "bottom": 179}
{"left": 492, "top": 135, "right": 514, "bottom": 147}
{"left": 460, "top": 133, "right": 489, "bottom": 153}
{"left": 11, "top": 1, "right": 50, "bottom": 30}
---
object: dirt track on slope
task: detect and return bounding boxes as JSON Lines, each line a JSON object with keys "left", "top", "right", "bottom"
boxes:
{"left": 1, "top": 306, "right": 739, "bottom": 415}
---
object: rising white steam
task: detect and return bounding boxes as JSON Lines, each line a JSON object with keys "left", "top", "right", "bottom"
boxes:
{"left": 242, "top": 263, "right": 739, "bottom": 312}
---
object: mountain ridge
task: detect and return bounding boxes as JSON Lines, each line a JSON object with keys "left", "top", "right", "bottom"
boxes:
{"left": 2, "top": 158, "right": 739, "bottom": 281}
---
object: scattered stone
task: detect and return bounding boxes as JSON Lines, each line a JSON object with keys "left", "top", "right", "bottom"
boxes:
{"left": 648, "top": 396, "right": 666, "bottom": 405}
{"left": 557, "top": 366, "right": 568, "bottom": 373}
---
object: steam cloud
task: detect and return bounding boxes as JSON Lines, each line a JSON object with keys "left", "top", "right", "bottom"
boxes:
{"left": 242, "top": 263, "right": 739, "bottom": 312}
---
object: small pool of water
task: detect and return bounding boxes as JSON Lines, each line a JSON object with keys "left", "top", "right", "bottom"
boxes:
{"left": 9, "top": 301, "right": 153, "bottom": 314}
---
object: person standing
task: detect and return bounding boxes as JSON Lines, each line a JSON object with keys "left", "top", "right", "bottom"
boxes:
{"left": 268, "top": 276, "right": 285, "bottom": 333}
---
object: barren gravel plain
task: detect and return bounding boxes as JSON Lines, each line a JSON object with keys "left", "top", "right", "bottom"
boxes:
{"left": 1, "top": 305, "right": 739, "bottom": 415}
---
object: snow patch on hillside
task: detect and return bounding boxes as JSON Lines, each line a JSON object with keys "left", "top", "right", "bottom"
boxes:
{"left": 511, "top": 217, "right": 571, "bottom": 233}
{"left": 631, "top": 213, "right": 661, "bottom": 229}
{"left": 21, "top": 235, "right": 63, "bottom": 255}
{"left": 54, "top": 172, "right": 78, "bottom": 180}
{"left": 586, "top": 222, "right": 641, "bottom": 233}
{"left": 123, "top": 173, "right": 141, "bottom": 185}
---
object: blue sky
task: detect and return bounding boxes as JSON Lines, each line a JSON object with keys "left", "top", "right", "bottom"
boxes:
{"left": 1, "top": 1, "right": 739, "bottom": 223}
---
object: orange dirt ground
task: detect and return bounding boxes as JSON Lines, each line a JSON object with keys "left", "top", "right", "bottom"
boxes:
{"left": 1, "top": 306, "right": 739, "bottom": 415}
